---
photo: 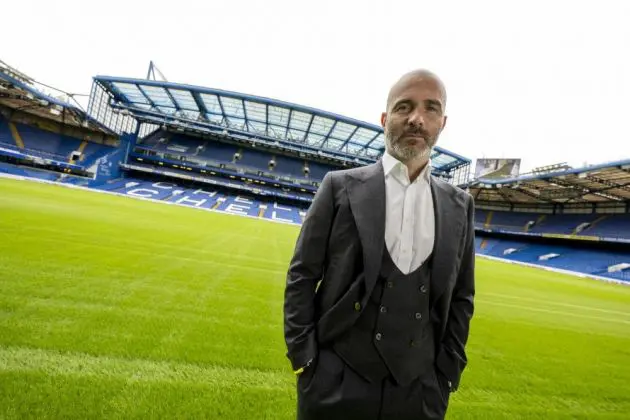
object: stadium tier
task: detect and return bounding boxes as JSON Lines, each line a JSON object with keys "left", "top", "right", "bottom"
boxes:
{"left": 476, "top": 237, "right": 630, "bottom": 283}
{"left": 0, "top": 116, "right": 117, "bottom": 171}
{"left": 468, "top": 159, "right": 630, "bottom": 282}
{"left": 132, "top": 129, "right": 335, "bottom": 188}
{"left": 476, "top": 209, "right": 630, "bottom": 241}
{"left": 139, "top": 130, "right": 334, "bottom": 180}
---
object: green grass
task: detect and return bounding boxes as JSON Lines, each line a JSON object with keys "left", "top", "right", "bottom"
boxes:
{"left": 1, "top": 177, "right": 629, "bottom": 419}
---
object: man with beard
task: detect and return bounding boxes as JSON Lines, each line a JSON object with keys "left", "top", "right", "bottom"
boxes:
{"left": 284, "top": 69, "right": 475, "bottom": 420}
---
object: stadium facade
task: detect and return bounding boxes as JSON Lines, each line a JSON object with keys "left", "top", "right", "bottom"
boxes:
{"left": 0, "top": 60, "right": 628, "bottom": 284}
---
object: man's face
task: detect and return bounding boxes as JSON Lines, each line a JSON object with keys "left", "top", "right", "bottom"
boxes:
{"left": 381, "top": 76, "right": 447, "bottom": 163}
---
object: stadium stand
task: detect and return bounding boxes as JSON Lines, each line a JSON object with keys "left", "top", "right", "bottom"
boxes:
{"left": 93, "top": 176, "right": 305, "bottom": 224}
{"left": 2, "top": 59, "right": 628, "bottom": 283}
{"left": 468, "top": 159, "right": 630, "bottom": 282}
{"left": 89, "top": 75, "right": 472, "bottom": 184}
{"left": 476, "top": 236, "right": 630, "bottom": 282}
{"left": 0, "top": 160, "right": 62, "bottom": 182}
{"left": 0, "top": 117, "right": 117, "bottom": 168}
{"left": 135, "top": 130, "right": 333, "bottom": 183}
{"left": 476, "top": 210, "right": 630, "bottom": 240}
{"left": 0, "top": 118, "right": 14, "bottom": 145}
{"left": 585, "top": 214, "right": 630, "bottom": 239}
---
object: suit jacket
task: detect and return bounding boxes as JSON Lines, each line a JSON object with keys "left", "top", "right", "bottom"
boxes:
{"left": 283, "top": 159, "right": 475, "bottom": 391}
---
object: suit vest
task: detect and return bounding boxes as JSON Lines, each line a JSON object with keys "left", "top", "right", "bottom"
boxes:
{"left": 332, "top": 247, "right": 435, "bottom": 387}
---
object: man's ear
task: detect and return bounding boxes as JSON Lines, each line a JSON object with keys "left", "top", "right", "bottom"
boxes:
{"left": 441, "top": 115, "right": 448, "bottom": 131}
{"left": 381, "top": 112, "right": 387, "bottom": 128}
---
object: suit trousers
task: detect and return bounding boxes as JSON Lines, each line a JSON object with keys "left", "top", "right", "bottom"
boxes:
{"left": 296, "top": 348, "right": 450, "bottom": 420}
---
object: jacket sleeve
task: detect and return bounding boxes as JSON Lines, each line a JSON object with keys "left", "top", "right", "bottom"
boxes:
{"left": 437, "top": 192, "right": 476, "bottom": 391}
{"left": 283, "top": 171, "right": 335, "bottom": 371}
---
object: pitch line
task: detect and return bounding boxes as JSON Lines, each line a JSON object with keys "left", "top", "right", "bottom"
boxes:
{"left": 481, "top": 300, "right": 630, "bottom": 325}
{"left": 483, "top": 292, "right": 630, "bottom": 317}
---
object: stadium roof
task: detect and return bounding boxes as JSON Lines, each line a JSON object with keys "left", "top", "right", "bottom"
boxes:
{"left": 466, "top": 158, "right": 630, "bottom": 204}
{"left": 93, "top": 75, "right": 470, "bottom": 172}
{"left": 0, "top": 61, "right": 114, "bottom": 134}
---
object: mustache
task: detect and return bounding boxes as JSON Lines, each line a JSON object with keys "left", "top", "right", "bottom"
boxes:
{"left": 393, "top": 130, "right": 429, "bottom": 142}
{"left": 402, "top": 128, "right": 429, "bottom": 138}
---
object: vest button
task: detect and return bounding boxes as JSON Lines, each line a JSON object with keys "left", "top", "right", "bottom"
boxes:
{"left": 415, "top": 312, "right": 422, "bottom": 320}
{"left": 380, "top": 306, "right": 387, "bottom": 313}
{"left": 387, "top": 281, "right": 394, "bottom": 288}
{"left": 354, "top": 302, "right": 361, "bottom": 311}
{"left": 375, "top": 333, "right": 382, "bottom": 341}
{"left": 419, "top": 285, "right": 427, "bottom": 293}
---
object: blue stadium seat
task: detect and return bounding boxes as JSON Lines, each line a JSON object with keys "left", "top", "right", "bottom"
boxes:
{"left": 478, "top": 236, "right": 630, "bottom": 282}
{"left": 308, "top": 162, "right": 334, "bottom": 180}
{"left": 0, "top": 161, "right": 60, "bottom": 181}
{"left": 199, "top": 141, "right": 238, "bottom": 163}
{"left": 135, "top": 132, "right": 336, "bottom": 181}
{"left": 583, "top": 214, "right": 630, "bottom": 239}
{"left": 479, "top": 209, "right": 630, "bottom": 240}
{"left": 530, "top": 214, "right": 600, "bottom": 235}
{"left": 0, "top": 119, "right": 14, "bottom": 146}
{"left": 0, "top": 116, "right": 116, "bottom": 167}
{"left": 275, "top": 155, "right": 304, "bottom": 178}
{"left": 16, "top": 122, "right": 82, "bottom": 159}
{"left": 490, "top": 212, "right": 537, "bottom": 231}
{"left": 238, "top": 148, "right": 269, "bottom": 169}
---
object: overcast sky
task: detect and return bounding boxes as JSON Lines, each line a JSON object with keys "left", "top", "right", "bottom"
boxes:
{"left": 3, "top": 0, "right": 629, "bottom": 172}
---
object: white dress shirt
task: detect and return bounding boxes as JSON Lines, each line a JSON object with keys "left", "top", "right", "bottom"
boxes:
{"left": 382, "top": 151, "right": 435, "bottom": 274}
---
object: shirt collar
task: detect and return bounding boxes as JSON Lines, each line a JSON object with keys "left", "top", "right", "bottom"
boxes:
{"left": 382, "top": 150, "right": 400, "bottom": 177}
{"left": 382, "top": 150, "right": 432, "bottom": 184}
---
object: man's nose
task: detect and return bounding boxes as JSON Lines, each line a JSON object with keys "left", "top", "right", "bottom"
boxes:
{"left": 407, "top": 111, "right": 425, "bottom": 127}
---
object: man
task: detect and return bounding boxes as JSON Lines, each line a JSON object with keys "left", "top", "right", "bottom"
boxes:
{"left": 283, "top": 69, "right": 475, "bottom": 420}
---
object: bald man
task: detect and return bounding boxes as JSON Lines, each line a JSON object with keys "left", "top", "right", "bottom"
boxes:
{"left": 284, "top": 70, "right": 475, "bottom": 420}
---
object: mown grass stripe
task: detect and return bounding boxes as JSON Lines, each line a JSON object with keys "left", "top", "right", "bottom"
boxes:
{"left": 0, "top": 346, "right": 292, "bottom": 389}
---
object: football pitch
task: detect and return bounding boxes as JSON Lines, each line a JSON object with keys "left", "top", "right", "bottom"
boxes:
{"left": 1, "top": 177, "right": 629, "bottom": 419}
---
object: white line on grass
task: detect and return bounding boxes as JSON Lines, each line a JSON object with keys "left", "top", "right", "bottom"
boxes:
{"left": 483, "top": 292, "right": 630, "bottom": 317}
{"left": 8, "top": 232, "right": 287, "bottom": 275}
{"left": 480, "top": 299, "right": 630, "bottom": 325}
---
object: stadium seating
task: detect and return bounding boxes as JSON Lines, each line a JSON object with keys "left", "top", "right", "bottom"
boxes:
{"left": 0, "top": 117, "right": 116, "bottom": 167}
{"left": 0, "top": 119, "right": 13, "bottom": 146}
{"left": 238, "top": 147, "right": 273, "bottom": 170}
{"left": 529, "top": 214, "right": 601, "bottom": 235}
{"left": 92, "top": 176, "right": 305, "bottom": 224}
{"left": 476, "top": 236, "right": 630, "bottom": 283}
{"left": 0, "top": 160, "right": 64, "bottom": 182}
{"left": 581, "top": 214, "right": 630, "bottom": 239}
{"left": 16, "top": 122, "right": 82, "bottom": 159}
{"left": 80, "top": 141, "right": 117, "bottom": 167}
{"left": 477, "top": 209, "right": 630, "bottom": 240}
{"left": 136, "top": 131, "right": 336, "bottom": 181}
{"left": 308, "top": 161, "right": 333, "bottom": 180}
{"left": 475, "top": 210, "right": 537, "bottom": 231}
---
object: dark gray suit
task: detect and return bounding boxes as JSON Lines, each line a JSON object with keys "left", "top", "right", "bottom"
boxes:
{"left": 284, "top": 159, "right": 475, "bottom": 420}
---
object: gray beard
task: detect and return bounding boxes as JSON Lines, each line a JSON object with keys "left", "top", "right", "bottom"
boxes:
{"left": 385, "top": 131, "right": 434, "bottom": 163}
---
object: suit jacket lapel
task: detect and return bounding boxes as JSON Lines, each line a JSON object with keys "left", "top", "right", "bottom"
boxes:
{"left": 347, "top": 161, "right": 386, "bottom": 299}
